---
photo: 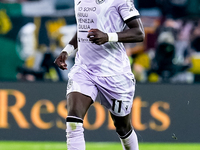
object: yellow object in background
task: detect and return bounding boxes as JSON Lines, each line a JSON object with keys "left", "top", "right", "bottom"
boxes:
{"left": 134, "top": 53, "right": 150, "bottom": 70}
{"left": 148, "top": 72, "right": 159, "bottom": 83}
{"left": 189, "top": 56, "right": 200, "bottom": 74}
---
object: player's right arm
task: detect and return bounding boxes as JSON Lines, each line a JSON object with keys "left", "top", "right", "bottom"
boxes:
{"left": 69, "top": 32, "right": 78, "bottom": 49}
{"left": 54, "top": 32, "right": 77, "bottom": 70}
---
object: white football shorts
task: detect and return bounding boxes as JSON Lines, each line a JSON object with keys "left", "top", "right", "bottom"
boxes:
{"left": 66, "top": 65, "right": 135, "bottom": 117}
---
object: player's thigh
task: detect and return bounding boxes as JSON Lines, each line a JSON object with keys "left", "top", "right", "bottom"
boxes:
{"left": 67, "top": 65, "right": 98, "bottom": 101}
{"left": 67, "top": 92, "right": 93, "bottom": 119}
{"left": 66, "top": 65, "right": 98, "bottom": 119}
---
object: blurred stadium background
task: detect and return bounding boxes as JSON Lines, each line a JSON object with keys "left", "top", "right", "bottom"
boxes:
{"left": 0, "top": 0, "right": 200, "bottom": 149}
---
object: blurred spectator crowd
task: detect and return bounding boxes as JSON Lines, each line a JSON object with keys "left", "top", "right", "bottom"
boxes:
{"left": 127, "top": 17, "right": 200, "bottom": 83}
{"left": 0, "top": 0, "right": 200, "bottom": 83}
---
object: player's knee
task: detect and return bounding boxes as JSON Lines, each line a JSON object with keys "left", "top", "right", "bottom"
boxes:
{"left": 67, "top": 104, "right": 86, "bottom": 119}
{"left": 67, "top": 92, "right": 93, "bottom": 119}
{"left": 114, "top": 122, "right": 132, "bottom": 137}
{"left": 116, "top": 127, "right": 131, "bottom": 137}
{"left": 67, "top": 109, "right": 83, "bottom": 119}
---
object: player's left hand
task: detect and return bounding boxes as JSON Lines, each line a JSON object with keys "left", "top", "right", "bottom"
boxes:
{"left": 87, "top": 29, "right": 108, "bottom": 45}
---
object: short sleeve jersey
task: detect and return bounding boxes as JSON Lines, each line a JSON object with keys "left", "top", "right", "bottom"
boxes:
{"left": 74, "top": 0, "right": 140, "bottom": 76}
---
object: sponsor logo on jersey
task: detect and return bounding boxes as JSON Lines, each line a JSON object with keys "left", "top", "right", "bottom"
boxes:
{"left": 96, "top": 0, "right": 105, "bottom": 4}
{"left": 78, "top": 37, "right": 90, "bottom": 43}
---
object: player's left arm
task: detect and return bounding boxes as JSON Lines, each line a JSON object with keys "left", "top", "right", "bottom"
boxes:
{"left": 87, "top": 18, "right": 145, "bottom": 45}
{"left": 118, "top": 18, "right": 145, "bottom": 43}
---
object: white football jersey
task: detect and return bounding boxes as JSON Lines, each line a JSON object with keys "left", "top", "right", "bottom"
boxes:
{"left": 74, "top": 0, "right": 140, "bottom": 76}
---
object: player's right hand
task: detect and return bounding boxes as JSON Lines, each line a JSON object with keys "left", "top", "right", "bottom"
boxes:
{"left": 87, "top": 29, "right": 108, "bottom": 45}
{"left": 54, "top": 51, "right": 68, "bottom": 70}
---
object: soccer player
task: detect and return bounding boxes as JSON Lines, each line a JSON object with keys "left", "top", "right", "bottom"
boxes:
{"left": 54, "top": 0, "right": 145, "bottom": 149}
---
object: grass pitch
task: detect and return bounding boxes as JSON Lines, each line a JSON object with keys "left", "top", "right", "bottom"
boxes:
{"left": 0, "top": 141, "right": 200, "bottom": 150}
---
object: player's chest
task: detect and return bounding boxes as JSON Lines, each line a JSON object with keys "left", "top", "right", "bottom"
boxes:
{"left": 74, "top": 0, "right": 107, "bottom": 16}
